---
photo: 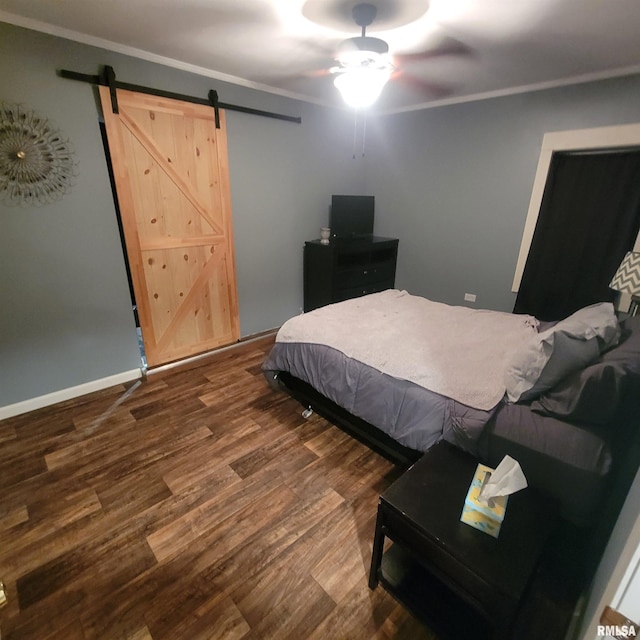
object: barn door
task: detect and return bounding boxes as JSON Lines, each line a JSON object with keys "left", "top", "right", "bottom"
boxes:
{"left": 100, "top": 87, "right": 239, "bottom": 367}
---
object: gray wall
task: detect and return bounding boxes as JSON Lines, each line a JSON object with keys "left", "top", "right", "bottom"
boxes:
{"left": 365, "top": 75, "right": 640, "bottom": 312}
{"left": 0, "top": 22, "right": 364, "bottom": 407}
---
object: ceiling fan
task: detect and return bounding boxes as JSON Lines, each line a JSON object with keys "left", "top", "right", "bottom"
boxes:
{"left": 322, "top": 2, "right": 470, "bottom": 108}
{"left": 329, "top": 3, "right": 394, "bottom": 107}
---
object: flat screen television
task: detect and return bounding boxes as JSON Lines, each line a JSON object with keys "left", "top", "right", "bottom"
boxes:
{"left": 330, "top": 195, "right": 375, "bottom": 239}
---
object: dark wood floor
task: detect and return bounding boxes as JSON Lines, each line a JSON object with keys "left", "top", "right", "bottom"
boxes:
{"left": 0, "top": 336, "right": 436, "bottom": 639}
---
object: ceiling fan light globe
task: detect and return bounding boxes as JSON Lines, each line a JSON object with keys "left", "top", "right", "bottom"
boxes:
{"left": 334, "top": 67, "right": 391, "bottom": 108}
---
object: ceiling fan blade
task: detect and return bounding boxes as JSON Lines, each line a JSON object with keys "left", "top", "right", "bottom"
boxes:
{"left": 302, "top": 67, "right": 335, "bottom": 79}
{"left": 393, "top": 35, "right": 474, "bottom": 65}
{"left": 268, "top": 65, "right": 337, "bottom": 88}
{"left": 390, "top": 69, "right": 454, "bottom": 99}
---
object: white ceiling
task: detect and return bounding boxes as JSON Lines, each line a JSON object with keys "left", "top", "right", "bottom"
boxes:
{"left": 2, "top": 0, "right": 640, "bottom": 113}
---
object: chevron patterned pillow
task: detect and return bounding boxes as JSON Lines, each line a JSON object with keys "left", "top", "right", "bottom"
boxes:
{"left": 610, "top": 251, "right": 640, "bottom": 296}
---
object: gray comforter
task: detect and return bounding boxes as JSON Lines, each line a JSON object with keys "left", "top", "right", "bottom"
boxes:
{"left": 262, "top": 341, "right": 495, "bottom": 454}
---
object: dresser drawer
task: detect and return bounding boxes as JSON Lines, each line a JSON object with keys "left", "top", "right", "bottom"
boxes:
{"left": 335, "top": 261, "right": 396, "bottom": 288}
{"left": 334, "top": 280, "right": 393, "bottom": 302}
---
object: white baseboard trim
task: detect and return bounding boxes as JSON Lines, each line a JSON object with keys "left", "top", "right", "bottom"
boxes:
{"left": 0, "top": 368, "right": 144, "bottom": 421}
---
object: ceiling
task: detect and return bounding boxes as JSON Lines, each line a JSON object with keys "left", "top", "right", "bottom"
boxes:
{"left": 2, "top": 0, "right": 640, "bottom": 113}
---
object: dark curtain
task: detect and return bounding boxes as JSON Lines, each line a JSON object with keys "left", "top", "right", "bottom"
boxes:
{"left": 513, "top": 149, "right": 640, "bottom": 321}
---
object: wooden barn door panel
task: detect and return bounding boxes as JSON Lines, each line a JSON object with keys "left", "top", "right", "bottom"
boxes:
{"left": 100, "top": 87, "right": 239, "bottom": 367}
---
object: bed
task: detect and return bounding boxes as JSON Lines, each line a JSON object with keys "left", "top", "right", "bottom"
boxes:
{"left": 262, "top": 290, "right": 640, "bottom": 524}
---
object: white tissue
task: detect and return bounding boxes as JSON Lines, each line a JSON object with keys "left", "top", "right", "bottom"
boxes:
{"left": 478, "top": 455, "right": 527, "bottom": 507}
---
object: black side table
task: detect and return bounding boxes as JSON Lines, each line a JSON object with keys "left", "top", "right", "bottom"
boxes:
{"left": 369, "top": 441, "right": 558, "bottom": 640}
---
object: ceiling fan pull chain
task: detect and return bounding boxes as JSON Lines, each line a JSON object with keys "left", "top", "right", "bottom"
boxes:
{"left": 350, "top": 109, "right": 368, "bottom": 159}
{"left": 362, "top": 110, "right": 367, "bottom": 158}
{"left": 352, "top": 110, "right": 358, "bottom": 159}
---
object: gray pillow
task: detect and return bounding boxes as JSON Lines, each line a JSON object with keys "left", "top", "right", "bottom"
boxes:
{"left": 531, "top": 359, "right": 627, "bottom": 424}
{"left": 504, "top": 302, "right": 619, "bottom": 403}
{"left": 531, "top": 314, "right": 640, "bottom": 424}
{"left": 505, "top": 330, "right": 601, "bottom": 403}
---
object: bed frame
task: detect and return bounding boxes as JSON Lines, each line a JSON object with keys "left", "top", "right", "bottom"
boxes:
{"left": 276, "top": 371, "right": 422, "bottom": 468}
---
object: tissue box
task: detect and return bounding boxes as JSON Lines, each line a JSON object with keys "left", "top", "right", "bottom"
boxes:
{"left": 460, "top": 463, "right": 508, "bottom": 538}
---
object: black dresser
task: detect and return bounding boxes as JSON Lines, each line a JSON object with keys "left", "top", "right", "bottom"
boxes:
{"left": 303, "top": 236, "right": 398, "bottom": 312}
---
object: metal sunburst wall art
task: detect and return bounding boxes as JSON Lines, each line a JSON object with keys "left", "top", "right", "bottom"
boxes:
{"left": 0, "top": 102, "right": 77, "bottom": 206}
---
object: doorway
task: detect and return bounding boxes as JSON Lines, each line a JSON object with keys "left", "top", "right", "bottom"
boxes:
{"left": 513, "top": 123, "right": 640, "bottom": 294}
{"left": 513, "top": 147, "right": 640, "bottom": 320}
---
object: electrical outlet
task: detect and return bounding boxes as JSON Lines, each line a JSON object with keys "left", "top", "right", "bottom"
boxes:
{"left": 464, "top": 293, "right": 477, "bottom": 302}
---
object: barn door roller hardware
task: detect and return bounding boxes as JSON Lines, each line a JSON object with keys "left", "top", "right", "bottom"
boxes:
{"left": 58, "top": 65, "right": 302, "bottom": 128}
